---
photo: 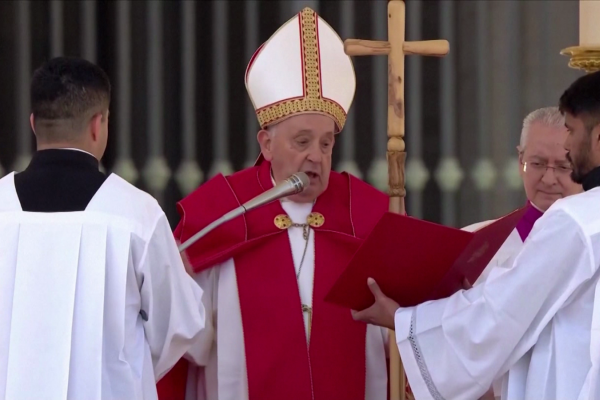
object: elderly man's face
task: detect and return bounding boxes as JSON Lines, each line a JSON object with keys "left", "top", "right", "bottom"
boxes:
{"left": 518, "top": 122, "right": 582, "bottom": 211}
{"left": 257, "top": 113, "right": 336, "bottom": 203}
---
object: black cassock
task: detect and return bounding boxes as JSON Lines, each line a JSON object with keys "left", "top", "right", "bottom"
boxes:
{"left": 14, "top": 149, "right": 107, "bottom": 212}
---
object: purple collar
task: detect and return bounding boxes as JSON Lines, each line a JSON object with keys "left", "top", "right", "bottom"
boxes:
{"left": 516, "top": 201, "right": 544, "bottom": 242}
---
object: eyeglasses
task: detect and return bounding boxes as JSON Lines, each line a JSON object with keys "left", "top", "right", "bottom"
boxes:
{"left": 522, "top": 161, "right": 572, "bottom": 176}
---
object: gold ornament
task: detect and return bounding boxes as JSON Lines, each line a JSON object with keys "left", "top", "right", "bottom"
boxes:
{"left": 307, "top": 212, "right": 325, "bottom": 228}
{"left": 561, "top": 46, "right": 600, "bottom": 74}
{"left": 274, "top": 214, "right": 292, "bottom": 229}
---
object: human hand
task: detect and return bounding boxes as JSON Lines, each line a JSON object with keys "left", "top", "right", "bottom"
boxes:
{"left": 351, "top": 278, "right": 400, "bottom": 330}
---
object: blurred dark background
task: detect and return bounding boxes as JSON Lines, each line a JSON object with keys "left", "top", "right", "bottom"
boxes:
{"left": 0, "top": 0, "right": 583, "bottom": 228}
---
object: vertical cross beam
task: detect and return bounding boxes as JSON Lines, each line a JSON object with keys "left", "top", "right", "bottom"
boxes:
{"left": 344, "top": 1, "right": 449, "bottom": 400}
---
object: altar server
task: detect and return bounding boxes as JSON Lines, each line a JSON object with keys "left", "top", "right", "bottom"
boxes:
{"left": 0, "top": 57, "right": 206, "bottom": 400}
{"left": 353, "top": 70, "right": 600, "bottom": 400}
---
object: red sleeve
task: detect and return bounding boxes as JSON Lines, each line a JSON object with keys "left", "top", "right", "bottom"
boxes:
{"left": 176, "top": 174, "right": 247, "bottom": 273}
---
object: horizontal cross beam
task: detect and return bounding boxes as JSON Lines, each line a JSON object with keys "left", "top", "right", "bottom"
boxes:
{"left": 344, "top": 39, "right": 449, "bottom": 57}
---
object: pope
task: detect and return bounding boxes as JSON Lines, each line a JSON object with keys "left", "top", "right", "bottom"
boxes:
{"left": 157, "top": 7, "right": 392, "bottom": 400}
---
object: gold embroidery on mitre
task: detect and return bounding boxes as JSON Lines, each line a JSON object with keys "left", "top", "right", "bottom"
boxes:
{"left": 256, "top": 8, "right": 347, "bottom": 131}
{"left": 307, "top": 212, "right": 325, "bottom": 228}
{"left": 274, "top": 214, "right": 293, "bottom": 229}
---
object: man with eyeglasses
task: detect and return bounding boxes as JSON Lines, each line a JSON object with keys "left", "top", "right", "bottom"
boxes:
{"left": 464, "top": 107, "right": 582, "bottom": 286}
{"left": 351, "top": 69, "right": 600, "bottom": 400}
{"left": 465, "top": 107, "right": 582, "bottom": 400}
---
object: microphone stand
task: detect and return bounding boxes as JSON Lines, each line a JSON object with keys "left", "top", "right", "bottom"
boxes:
{"left": 178, "top": 207, "right": 245, "bottom": 252}
{"left": 178, "top": 172, "right": 309, "bottom": 253}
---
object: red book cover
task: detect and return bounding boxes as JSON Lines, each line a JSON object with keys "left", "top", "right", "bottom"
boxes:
{"left": 324, "top": 207, "right": 527, "bottom": 310}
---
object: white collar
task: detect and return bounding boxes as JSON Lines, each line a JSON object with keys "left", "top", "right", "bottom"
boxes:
{"left": 529, "top": 201, "right": 544, "bottom": 213}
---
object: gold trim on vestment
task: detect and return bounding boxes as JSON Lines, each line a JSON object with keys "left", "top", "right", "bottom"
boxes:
{"left": 255, "top": 8, "right": 347, "bottom": 130}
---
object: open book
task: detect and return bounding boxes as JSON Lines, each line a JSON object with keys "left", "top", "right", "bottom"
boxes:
{"left": 324, "top": 207, "right": 527, "bottom": 311}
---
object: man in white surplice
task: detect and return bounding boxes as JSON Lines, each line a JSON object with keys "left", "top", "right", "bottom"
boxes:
{"left": 0, "top": 57, "right": 206, "bottom": 400}
{"left": 463, "top": 107, "right": 582, "bottom": 286}
{"left": 352, "top": 70, "right": 600, "bottom": 400}
{"left": 464, "top": 108, "right": 582, "bottom": 400}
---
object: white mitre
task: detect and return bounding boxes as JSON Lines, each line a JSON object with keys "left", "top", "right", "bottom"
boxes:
{"left": 245, "top": 7, "right": 356, "bottom": 132}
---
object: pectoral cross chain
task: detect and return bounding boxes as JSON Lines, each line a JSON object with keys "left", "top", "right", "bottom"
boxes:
{"left": 295, "top": 223, "right": 312, "bottom": 340}
{"left": 274, "top": 212, "right": 325, "bottom": 342}
{"left": 302, "top": 303, "right": 312, "bottom": 339}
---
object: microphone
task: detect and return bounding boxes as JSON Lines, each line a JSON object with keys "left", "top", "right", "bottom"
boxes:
{"left": 178, "top": 172, "right": 310, "bottom": 252}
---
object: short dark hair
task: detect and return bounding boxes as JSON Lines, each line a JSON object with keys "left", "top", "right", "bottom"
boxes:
{"left": 559, "top": 71, "right": 600, "bottom": 131}
{"left": 30, "top": 56, "right": 111, "bottom": 141}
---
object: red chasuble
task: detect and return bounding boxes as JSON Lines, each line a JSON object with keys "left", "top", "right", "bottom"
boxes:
{"left": 157, "top": 160, "right": 388, "bottom": 400}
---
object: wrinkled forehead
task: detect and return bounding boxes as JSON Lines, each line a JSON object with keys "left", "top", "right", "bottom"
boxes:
{"left": 275, "top": 113, "right": 337, "bottom": 137}
{"left": 523, "top": 125, "right": 569, "bottom": 161}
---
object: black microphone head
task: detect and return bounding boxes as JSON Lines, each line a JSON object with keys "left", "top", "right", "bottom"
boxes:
{"left": 288, "top": 172, "right": 310, "bottom": 193}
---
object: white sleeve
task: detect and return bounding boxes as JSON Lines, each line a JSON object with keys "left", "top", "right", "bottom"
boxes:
{"left": 184, "top": 267, "right": 218, "bottom": 366}
{"left": 138, "top": 213, "right": 207, "bottom": 380}
{"left": 394, "top": 208, "right": 593, "bottom": 400}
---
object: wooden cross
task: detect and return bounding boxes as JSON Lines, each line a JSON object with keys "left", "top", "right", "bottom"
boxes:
{"left": 343, "top": 1, "right": 449, "bottom": 400}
